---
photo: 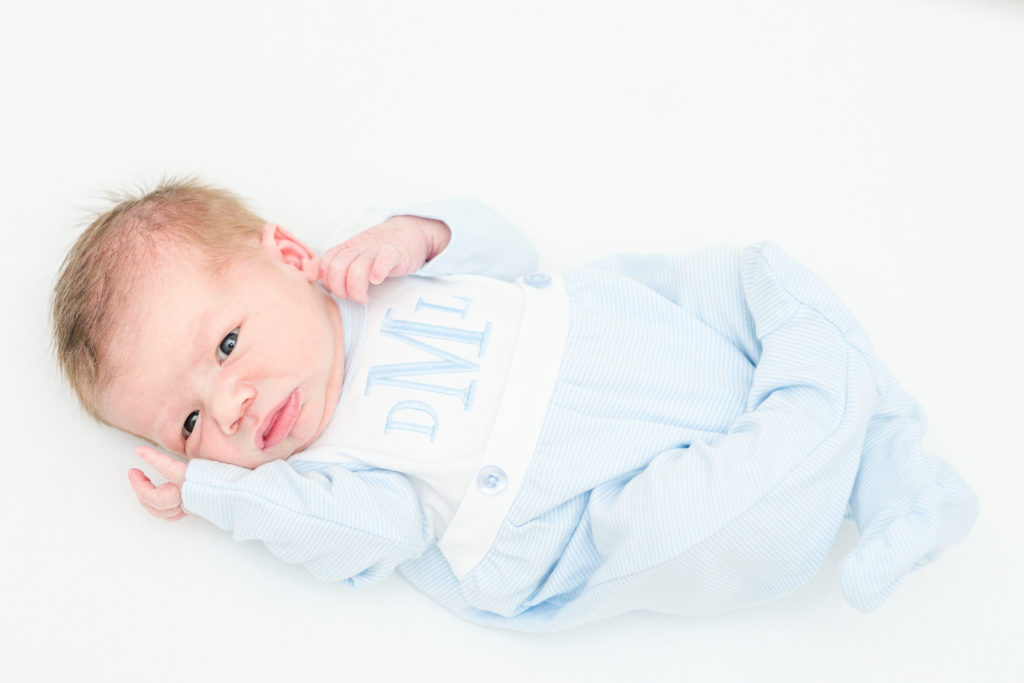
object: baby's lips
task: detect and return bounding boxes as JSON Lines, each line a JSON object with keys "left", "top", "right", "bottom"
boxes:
{"left": 256, "top": 390, "right": 300, "bottom": 450}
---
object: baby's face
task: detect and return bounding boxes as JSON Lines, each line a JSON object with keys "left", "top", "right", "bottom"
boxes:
{"left": 98, "top": 225, "right": 346, "bottom": 468}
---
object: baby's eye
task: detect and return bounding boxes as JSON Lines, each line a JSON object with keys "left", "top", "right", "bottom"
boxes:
{"left": 217, "top": 329, "right": 239, "bottom": 362}
{"left": 182, "top": 410, "right": 199, "bottom": 440}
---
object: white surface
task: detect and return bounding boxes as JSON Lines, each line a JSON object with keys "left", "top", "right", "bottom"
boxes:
{"left": 2, "top": 1, "right": 1021, "bottom": 681}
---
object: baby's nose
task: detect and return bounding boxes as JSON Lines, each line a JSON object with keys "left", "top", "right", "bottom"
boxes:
{"left": 211, "top": 382, "right": 256, "bottom": 435}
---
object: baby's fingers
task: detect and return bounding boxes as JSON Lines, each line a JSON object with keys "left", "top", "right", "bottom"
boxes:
{"left": 128, "top": 468, "right": 183, "bottom": 511}
{"left": 345, "top": 252, "right": 377, "bottom": 304}
{"left": 136, "top": 445, "right": 186, "bottom": 486}
{"left": 368, "top": 244, "right": 401, "bottom": 285}
{"left": 143, "top": 501, "right": 187, "bottom": 520}
{"left": 319, "top": 244, "right": 362, "bottom": 299}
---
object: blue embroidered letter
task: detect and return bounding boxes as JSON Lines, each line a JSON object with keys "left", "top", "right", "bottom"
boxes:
{"left": 384, "top": 401, "right": 439, "bottom": 442}
{"left": 365, "top": 309, "right": 493, "bottom": 409}
{"left": 415, "top": 295, "right": 473, "bottom": 319}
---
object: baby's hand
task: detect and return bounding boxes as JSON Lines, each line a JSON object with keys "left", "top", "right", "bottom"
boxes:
{"left": 319, "top": 215, "right": 450, "bottom": 303}
{"left": 128, "top": 445, "right": 188, "bottom": 521}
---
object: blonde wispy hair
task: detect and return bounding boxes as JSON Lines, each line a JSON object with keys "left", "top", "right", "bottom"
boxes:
{"left": 51, "top": 177, "right": 267, "bottom": 421}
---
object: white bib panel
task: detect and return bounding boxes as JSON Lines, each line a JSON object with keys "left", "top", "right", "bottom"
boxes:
{"left": 294, "top": 273, "right": 569, "bottom": 578}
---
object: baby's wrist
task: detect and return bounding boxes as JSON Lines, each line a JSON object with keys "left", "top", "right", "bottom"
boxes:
{"left": 421, "top": 218, "right": 451, "bottom": 262}
{"left": 386, "top": 214, "right": 450, "bottom": 264}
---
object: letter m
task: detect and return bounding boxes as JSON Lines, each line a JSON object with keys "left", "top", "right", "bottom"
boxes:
{"left": 364, "top": 309, "right": 491, "bottom": 409}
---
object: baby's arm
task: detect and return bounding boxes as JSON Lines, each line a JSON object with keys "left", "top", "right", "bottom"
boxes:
{"left": 129, "top": 447, "right": 432, "bottom": 586}
{"left": 183, "top": 457, "right": 432, "bottom": 586}
{"left": 321, "top": 199, "right": 539, "bottom": 302}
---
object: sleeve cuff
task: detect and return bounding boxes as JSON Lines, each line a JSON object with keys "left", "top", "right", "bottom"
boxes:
{"left": 395, "top": 198, "right": 539, "bottom": 280}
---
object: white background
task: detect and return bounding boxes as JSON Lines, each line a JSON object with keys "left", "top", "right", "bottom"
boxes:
{"left": 2, "top": 0, "right": 1022, "bottom": 681}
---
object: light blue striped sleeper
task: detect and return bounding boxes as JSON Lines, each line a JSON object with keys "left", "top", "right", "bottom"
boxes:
{"left": 182, "top": 199, "right": 977, "bottom": 631}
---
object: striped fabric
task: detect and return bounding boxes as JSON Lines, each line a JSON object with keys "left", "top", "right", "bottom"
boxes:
{"left": 183, "top": 199, "right": 977, "bottom": 631}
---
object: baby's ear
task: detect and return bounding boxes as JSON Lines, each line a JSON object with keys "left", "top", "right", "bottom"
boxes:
{"left": 260, "top": 222, "right": 319, "bottom": 283}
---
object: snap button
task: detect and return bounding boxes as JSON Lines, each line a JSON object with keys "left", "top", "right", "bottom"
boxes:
{"left": 523, "top": 273, "right": 551, "bottom": 289}
{"left": 476, "top": 465, "right": 507, "bottom": 495}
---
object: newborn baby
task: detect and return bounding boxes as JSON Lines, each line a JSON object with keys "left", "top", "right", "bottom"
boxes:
{"left": 51, "top": 180, "right": 978, "bottom": 631}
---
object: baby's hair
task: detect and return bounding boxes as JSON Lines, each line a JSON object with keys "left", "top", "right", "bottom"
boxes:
{"left": 51, "top": 177, "right": 267, "bottom": 421}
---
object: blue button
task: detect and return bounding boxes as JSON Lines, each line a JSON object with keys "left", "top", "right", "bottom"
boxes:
{"left": 523, "top": 273, "right": 551, "bottom": 289}
{"left": 476, "top": 466, "right": 507, "bottom": 495}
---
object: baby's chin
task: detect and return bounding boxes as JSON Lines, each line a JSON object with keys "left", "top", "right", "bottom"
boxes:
{"left": 250, "top": 445, "right": 298, "bottom": 468}
{"left": 256, "top": 427, "right": 324, "bottom": 464}
{"left": 292, "top": 403, "right": 335, "bottom": 455}
{"left": 185, "top": 445, "right": 292, "bottom": 469}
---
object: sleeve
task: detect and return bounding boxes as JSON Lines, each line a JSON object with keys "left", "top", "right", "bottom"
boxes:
{"left": 394, "top": 198, "right": 540, "bottom": 280}
{"left": 181, "top": 458, "right": 433, "bottom": 588}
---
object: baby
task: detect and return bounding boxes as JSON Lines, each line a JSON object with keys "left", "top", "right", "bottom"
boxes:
{"left": 52, "top": 179, "right": 978, "bottom": 631}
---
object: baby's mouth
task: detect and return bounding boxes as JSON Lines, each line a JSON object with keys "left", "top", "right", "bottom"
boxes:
{"left": 257, "top": 390, "right": 300, "bottom": 450}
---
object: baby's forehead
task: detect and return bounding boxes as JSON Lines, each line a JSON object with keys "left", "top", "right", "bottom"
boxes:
{"left": 132, "top": 239, "right": 239, "bottom": 291}
{"left": 103, "top": 247, "right": 219, "bottom": 361}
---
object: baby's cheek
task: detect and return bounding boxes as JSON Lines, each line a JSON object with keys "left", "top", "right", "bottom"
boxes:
{"left": 192, "top": 433, "right": 234, "bottom": 466}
